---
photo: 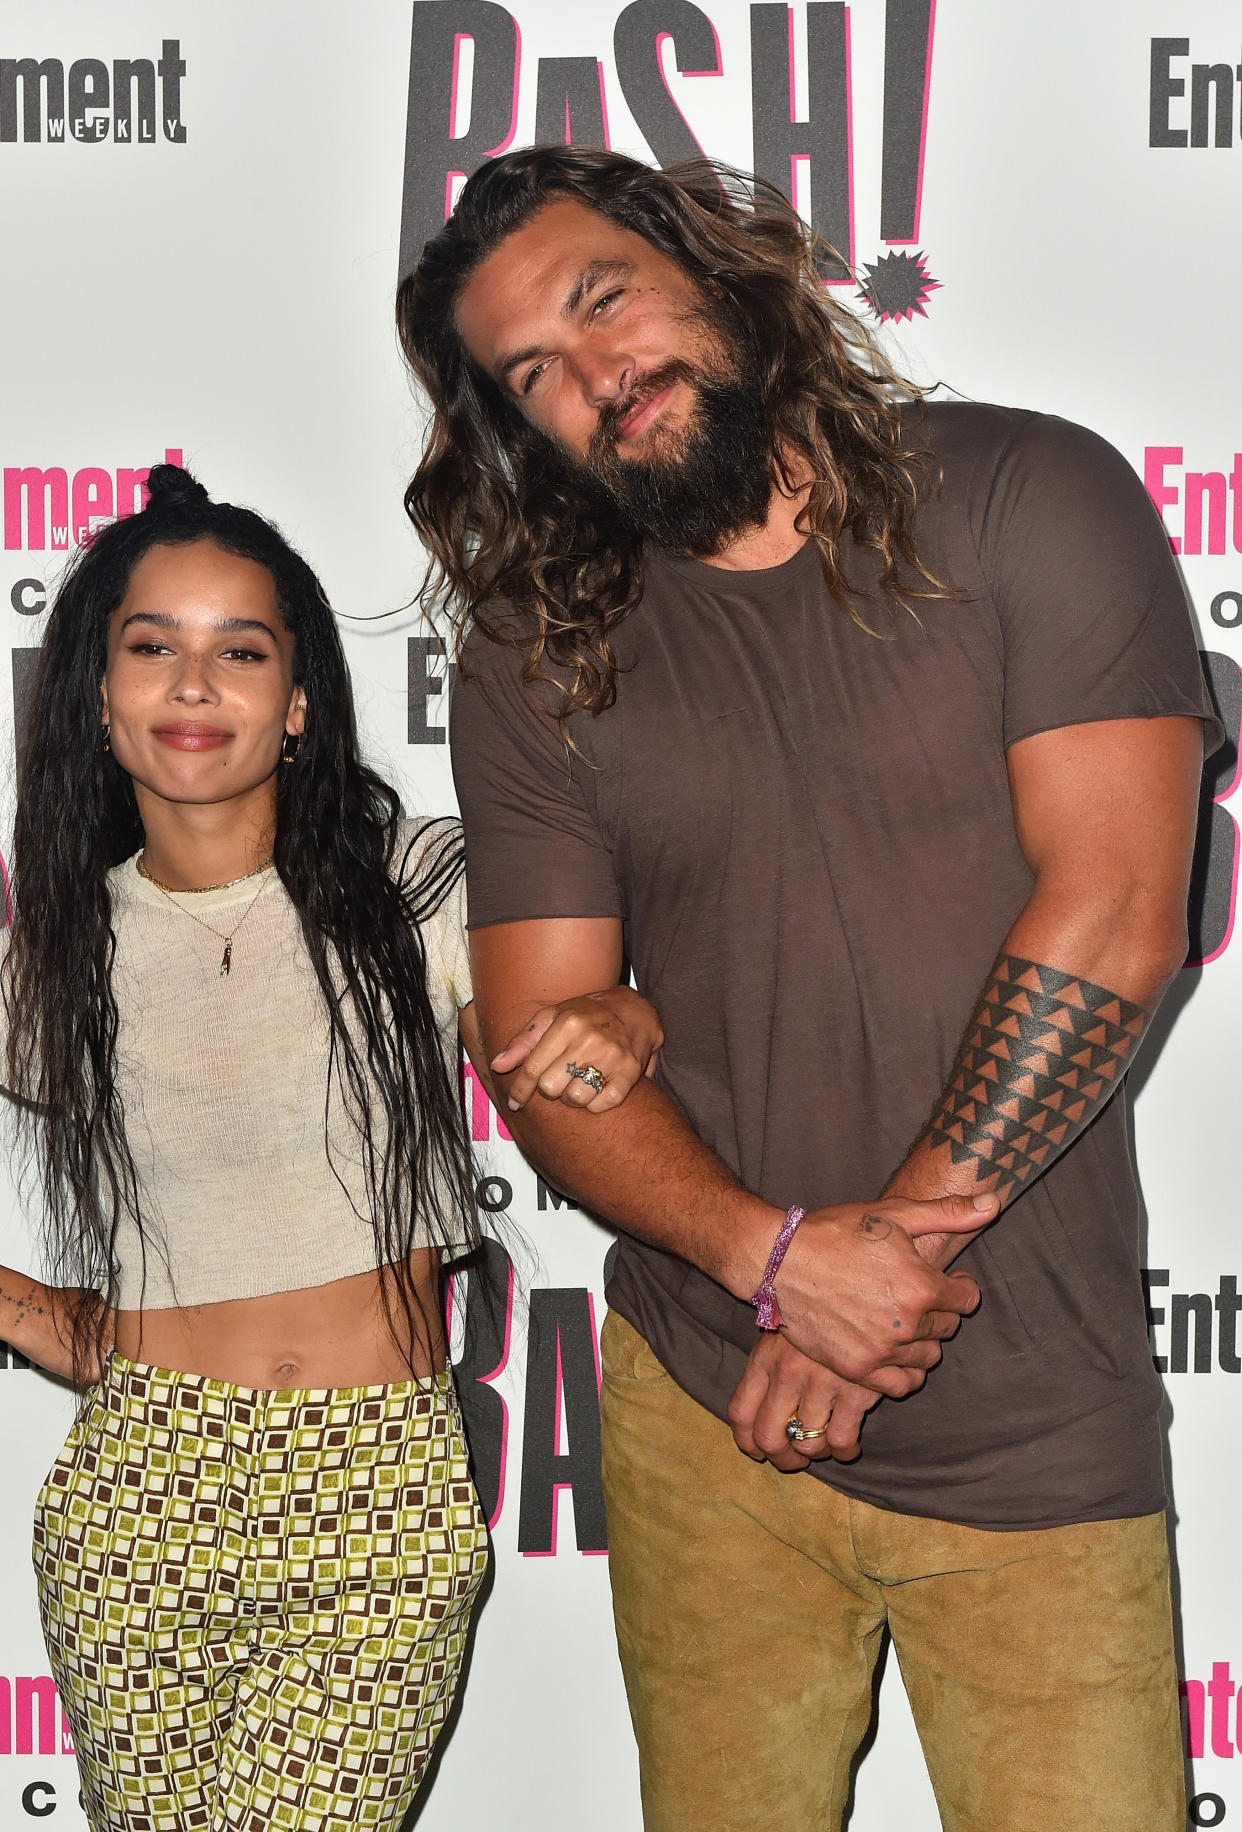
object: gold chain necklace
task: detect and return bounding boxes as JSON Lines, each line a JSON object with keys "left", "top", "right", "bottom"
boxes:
{"left": 136, "top": 853, "right": 273, "bottom": 895}
{"left": 135, "top": 855, "right": 275, "bottom": 977}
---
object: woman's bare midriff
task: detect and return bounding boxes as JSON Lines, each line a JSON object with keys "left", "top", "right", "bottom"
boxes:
{"left": 112, "top": 1250, "right": 446, "bottom": 1389}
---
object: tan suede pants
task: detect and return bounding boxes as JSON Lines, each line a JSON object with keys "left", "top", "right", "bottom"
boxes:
{"left": 600, "top": 1311, "right": 1184, "bottom": 1832}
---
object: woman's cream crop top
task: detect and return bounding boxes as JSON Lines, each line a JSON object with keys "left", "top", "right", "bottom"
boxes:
{"left": 94, "top": 817, "right": 474, "bottom": 1309}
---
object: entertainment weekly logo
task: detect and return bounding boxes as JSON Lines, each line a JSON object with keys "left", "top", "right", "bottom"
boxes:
{"left": 0, "top": 1676, "right": 73, "bottom": 1757}
{"left": 1145, "top": 449, "right": 1242, "bottom": 560}
{"left": 0, "top": 1677, "right": 77, "bottom": 1822}
{"left": 1180, "top": 1662, "right": 1242, "bottom": 1829}
{"left": 0, "top": 41, "right": 186, "bottom": 144}
{"left": 2, "top": 450, "right": 184, "bottom": 556}
{"left": 399, "top": 0, "right": 943, "bottom": 322}
{"left": 1140, "top": 442, "right": 1242, "bottom": 964}
{"left": 1144, "top": 1271, "right": 1242, "bottom": 1375}
{"left": 1150, "top": 37, "right": 1242, "bottom": 150}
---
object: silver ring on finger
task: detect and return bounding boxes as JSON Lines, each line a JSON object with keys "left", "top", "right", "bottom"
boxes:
{"left": 565, "top": 1060, "right": 607, "bottom": 1094}
{"left": 784, "top": 1415, "right": 829, "bottom": 1443}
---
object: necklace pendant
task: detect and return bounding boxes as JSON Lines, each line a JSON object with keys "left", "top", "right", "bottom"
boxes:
{"left": 220, "top": 940, "right": 233, "bottom": 977}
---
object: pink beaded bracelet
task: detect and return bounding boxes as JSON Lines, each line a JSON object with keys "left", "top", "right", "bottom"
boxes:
{"left": 749, "top": 1205, "right": 806, "bottom": 1330}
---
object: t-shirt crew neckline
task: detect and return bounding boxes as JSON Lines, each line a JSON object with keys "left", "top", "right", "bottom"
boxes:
{"left": 648, "top": 535, "right": 821, "bottom": 594}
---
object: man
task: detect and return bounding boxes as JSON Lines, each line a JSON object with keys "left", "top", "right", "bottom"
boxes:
{"left": 397, "top": 146, "right": 1217, "bottom": 1831}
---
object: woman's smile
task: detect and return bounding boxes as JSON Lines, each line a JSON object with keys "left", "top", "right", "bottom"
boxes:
{"left": 151, "top": 720, "right": 232, "bottom": 751}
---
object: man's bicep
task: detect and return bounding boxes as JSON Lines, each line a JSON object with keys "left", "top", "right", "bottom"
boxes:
{"left": 452, "top": 657, "right": 623, "bottom": 928}
{"left": 1005, "top": 715, "right": 1203, "bottom": 887}
{"left": 468, "top": 917, "right": 625, "bottom": 1056}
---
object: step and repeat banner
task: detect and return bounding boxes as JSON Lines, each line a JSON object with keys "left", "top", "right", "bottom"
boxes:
{"left": 1, "top": 1, "right": 1239, "bottom": 1825}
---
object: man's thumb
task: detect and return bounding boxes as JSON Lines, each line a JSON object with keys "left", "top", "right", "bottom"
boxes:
{"left": 905, "top": 1191, "right": 999, "bottom": 1235}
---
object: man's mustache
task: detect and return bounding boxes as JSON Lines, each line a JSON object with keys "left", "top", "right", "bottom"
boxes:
{"left": 589, "top": 358, "right": 705, "bottom": 460}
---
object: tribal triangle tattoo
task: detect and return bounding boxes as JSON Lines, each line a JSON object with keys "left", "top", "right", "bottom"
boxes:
{"left": 927, "top": 953, "right": 1148, "bottom": 1205}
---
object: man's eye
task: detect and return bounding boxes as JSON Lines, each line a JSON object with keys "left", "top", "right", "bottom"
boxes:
{"left": 521, "top": 361, "right": 551, "bottom": 395}
{"left": 590, "top": 289, "right": 623, "bottom": 318}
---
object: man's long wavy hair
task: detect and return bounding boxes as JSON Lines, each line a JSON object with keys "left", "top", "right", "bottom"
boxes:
{"left": 397, "top": 144, "right": 937, "bottom": 725}
{"left": 1, "top": 466, "right": 478, "bottom": 1386}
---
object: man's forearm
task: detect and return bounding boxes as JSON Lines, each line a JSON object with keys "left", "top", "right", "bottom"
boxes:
{"left": 469, "top": 919, "right": 993, "bottom": 1391}
{"left": 885, "top": 716, "right": 1201, "bottom": 1264}
{"left": 500, "top": 1072, "right": 781, "bottom": 1300}
{"left": 491, "top": 1037, "right": 993, "bottom": 1398}
{"left": 721, "top": 928, "right": 1162, "bottom": 1461}
{"left": 884, "top": 928, "right": 1176, "bottom": 1265}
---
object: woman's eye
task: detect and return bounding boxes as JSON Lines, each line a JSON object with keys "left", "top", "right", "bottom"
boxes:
{"left": 222, "top": 647, "right": 267, "bottom": 663}
{"left": 129, "top": 641, "right": 171, "bottom": 656}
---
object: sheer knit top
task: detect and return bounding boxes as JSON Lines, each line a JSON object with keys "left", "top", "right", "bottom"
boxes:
{"left": 9, "top": 818, "right": 475, "bottom": 1309}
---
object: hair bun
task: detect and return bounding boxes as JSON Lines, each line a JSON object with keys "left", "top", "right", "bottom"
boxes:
{"left": 145, "top": 464, "right": 210, "bottom": 512}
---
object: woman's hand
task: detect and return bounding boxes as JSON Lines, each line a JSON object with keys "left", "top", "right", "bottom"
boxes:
{"left": 491, "top": 985, "right": 664, "bottom": 1113}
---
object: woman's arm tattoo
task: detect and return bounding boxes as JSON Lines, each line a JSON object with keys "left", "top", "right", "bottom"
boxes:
{"left": 1, "top": 1282, "right": 48, "bottom": 1339}
{"left": 926, "top": 953, "right": 1148, "bottom": 1205}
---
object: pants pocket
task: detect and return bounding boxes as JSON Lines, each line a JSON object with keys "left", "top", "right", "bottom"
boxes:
{"left": 600, "top": 1309, "right": 673, "bottom": 1385}
{"left": 32, "top": 1386, "right": 104, "bottom": 1532}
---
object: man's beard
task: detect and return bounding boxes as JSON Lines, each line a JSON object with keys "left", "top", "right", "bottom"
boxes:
{"left": 561, "top": 355, "right": 774, "bottom": 557}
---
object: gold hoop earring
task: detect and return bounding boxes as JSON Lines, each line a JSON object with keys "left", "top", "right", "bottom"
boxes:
{"left": 281, "top": 731, "right": 302, "bottom": 764}
{"left": 101, "top": 723, "right": 111, "bottom": 754}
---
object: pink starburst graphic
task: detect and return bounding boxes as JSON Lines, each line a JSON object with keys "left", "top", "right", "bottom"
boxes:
{"left": 857, "top": 251, "right": 942, "bottom": 323}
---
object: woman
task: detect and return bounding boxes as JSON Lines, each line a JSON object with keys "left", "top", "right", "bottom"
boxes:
{"left": 0, "top": 465, "right": 660, "bottom": 1831}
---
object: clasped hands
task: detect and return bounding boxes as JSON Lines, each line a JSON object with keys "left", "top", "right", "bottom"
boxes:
{"left": 486, "top": 994, "right": 993, "bottom": 1475}
{"left": 728, "top": 1191, "right": 996, "bottom": 1474}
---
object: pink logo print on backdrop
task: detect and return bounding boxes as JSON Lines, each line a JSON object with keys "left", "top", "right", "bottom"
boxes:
{"left": 0, "top": 1675, "right": 74, "bottom": 1755}
{"left": 3, "top": 448, "right": 184, "bottom": 551}
{"left": 1145, "top": 447, "right": 1242, "bottom": 557}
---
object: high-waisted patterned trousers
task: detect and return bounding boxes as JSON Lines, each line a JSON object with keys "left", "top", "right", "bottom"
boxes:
{"left": 32, "top": 1354, "right": 487, "bottom": 1832}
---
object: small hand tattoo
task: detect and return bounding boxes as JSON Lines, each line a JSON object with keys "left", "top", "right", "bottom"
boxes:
{"left": 859, "top": 1214, "right": 894, "bottom": 1241}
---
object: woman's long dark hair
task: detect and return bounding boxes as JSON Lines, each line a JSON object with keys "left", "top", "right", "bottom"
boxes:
{"left": 1, "top": 465, "right": 478, "bottom": 1383}
{"left": 398, "top": 145, "right": 940, "bottom": 730}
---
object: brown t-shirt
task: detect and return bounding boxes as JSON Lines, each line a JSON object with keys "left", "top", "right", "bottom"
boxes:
{"left": 451, "top": 403, "right": 1220, "bottom": 1530}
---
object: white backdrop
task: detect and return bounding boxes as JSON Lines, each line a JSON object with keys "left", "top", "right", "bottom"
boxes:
{"left": 1, "top": 2, "right": 1239, "bottom": 1825}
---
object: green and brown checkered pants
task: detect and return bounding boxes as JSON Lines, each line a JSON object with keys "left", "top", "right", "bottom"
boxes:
{"left": 33, "top": 1354, "right": 487, "bottom": 1831}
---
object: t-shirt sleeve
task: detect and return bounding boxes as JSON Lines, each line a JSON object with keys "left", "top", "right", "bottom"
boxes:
{"left": 450, "top": 632, "right": 622, "bottom": 929}
{"left": 974, "top": 413, "right": 1223, "bottom": 754}
{"left": 438, "top": 870, "right": 473, "bottom": 1009}
{"left": 391, "top": 814, "right": 474, "bottom": 1013}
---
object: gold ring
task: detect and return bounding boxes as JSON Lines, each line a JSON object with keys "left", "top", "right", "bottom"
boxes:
{"left": 566, "top": 1060, "right": 607, "bottom": 1094}
{"left": 785, "top": 1416, "right": 829, "bottom": 1443}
